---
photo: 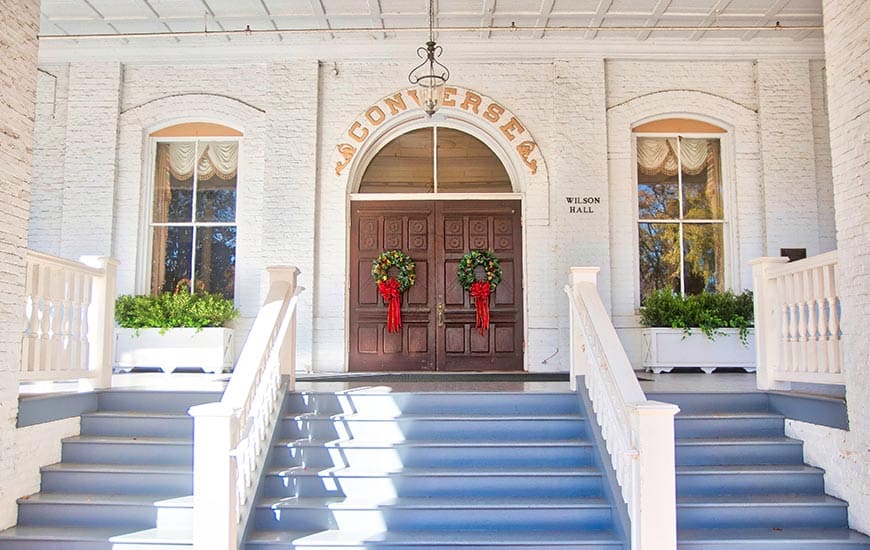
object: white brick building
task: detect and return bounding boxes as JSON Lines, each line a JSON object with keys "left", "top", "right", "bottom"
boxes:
{"left": 2, "top": 0, "right": 868, "bottom": 538}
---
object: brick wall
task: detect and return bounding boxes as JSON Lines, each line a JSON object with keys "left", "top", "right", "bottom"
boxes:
{"left": 756, "top": 60, "right": 822, "bottom": 257}
{"left": 787, "top": 0, "right": 870, "bottom": 534}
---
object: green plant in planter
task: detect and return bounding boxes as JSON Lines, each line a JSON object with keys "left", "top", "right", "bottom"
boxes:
{"left": 639, "top": 289, "right": 754, "bottom": 345}
{"left": 115, "top": 280, "right": 239, "bottom": 332}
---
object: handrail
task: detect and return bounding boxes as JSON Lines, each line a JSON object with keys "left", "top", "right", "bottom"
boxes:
{"left": 566, "top": 267, "right": 678, "bottom": 550}
{"left": 189, "top": 266, "right": 302, "bottom": 550}
{"left": 751, "top": 251, "right": 843, "bottom": 389}
{"left": 20, "top": 250, "right": 118, "bottom": 388}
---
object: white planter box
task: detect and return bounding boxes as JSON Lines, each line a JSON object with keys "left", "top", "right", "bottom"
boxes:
{"left": 114, "top": 327, "right": 234, "bottom": 374}
{"left": 641, "top": 327, "right": 755, "bottom": 374}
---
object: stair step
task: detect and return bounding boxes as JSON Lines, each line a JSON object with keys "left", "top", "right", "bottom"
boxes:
{"left": 677, "top": 495, "right": 849, "bottom": 529}
{"left": 264, "top": 466, "right": 605, "bottom": 498}
{"left": 676, "top": 464, "right": 825, "bottom": 496}
{"left": 40, "top": 463, "right": 192, "bottom": 494}
{"left": 16, "top": 493, "right": 193, "bottom": 530}
{"left": 0, "top": 525, "right": 193, "bottom": 549}
{"left": 647, "top": 392, "right": 771, "bottom": 414}
{"left": 81, "top": 412, "right": 193, "bottom": 438}
{"left": 61, "top": 436, "right": 192, "bottom": 465}
{"left": 272, "top": 439, "right": 594, "bottom": 468}
{"left": 285, "top": 391, "right": 582, "bottom": 417}
{"left": 244, "top": 528, "right": 623, "bottom": 549}
{"left": 678, "top": 527, "right": 870, "bottom": 549}
{"left": 675, "top": 437, "right": 804, "bottom": 465}
{"left": 279, "top": 415, "right": 585, "bottom": 441}
{"left": 253, "top": 496, "right": 613, "bottom": 531}
{"left": 96, "top": 390, "right": 221, "bottom": 414}
{"left": 674, "top": 413, "right": 785, "bottom": 438}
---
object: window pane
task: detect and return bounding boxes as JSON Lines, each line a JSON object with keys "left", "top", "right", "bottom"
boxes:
{"left": 151, "top": 226, "right": 193, "bottom": 294}
{"left": 637, "top": 138, "right": 679, "bottom": 219}
{"left": 359, "top": 128, "right": 434, "bottom": 193}
{"left": 153, "top": 142, "right": 193, "bottom": 223}
{"left": 639, "top": 222, "right": 681, "bottom": 298}
{"left": 681, "top": 138, "right": 722, "bottom": 219}
{"left": 196, "top": 142, "right": 238, "bottom": 222}
{"left": 683, "top": 223, "right": 724, "bottom": 295}
{"left": 436, "top": 128, "right": 512, "bottom": 193}
{"left": 195, "top": 226, "right": 237, "bottom": 299}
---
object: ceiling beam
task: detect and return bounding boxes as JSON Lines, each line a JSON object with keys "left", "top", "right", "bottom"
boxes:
{"left": 636, "top": 0, "right": 673, "bottom": 41}
{"left": 533, "top": 0, "right": 557, "bottom": 39}
{"left": 690, "top": 0, "right": 733, "bottom": 41}
{"left": 741, "top": 0, "right": 789, "bottom": 41}
{"left": 308, "top": 0, "right": 334, "bottom": 39}
{"left": 480, "top": 0, "right": 496, "bottom": 40}
{"left": 585, "top": 0, "right": 614, "bottom": 40}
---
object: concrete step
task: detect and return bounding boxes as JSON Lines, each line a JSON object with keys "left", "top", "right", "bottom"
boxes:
{"left": 677, "top": 527, "right": 870, "bottom": 549}
{"left": 674, "top": 413, "right": 785, "bottom": 438}
{"left": 284, "top": 391, "right": 582, "bottom": 417}
{"left": 80, "top": 412, "right": 192, "bottom": 438}
{"left": 253, "top": 496, "right": 613, "bottom": 531}
{"left": 0, "top": 525, "right": 193, "bottom": 549}
{"left": 674, "top": 437, "right": 804, "bottom": 466}
{"left": 244, "top": 528, "right": 624, "bottom": 550}
{"left": 39, "top": 463, "right": 192, "bottom": 495}
{"left": 676, "top": 464, "right": 826, "bottom": 496}
{"left": 263, "top": 466, "right": 605, "bottom": 499}
{"left": 271, "top": 438, "right": 595, "bottom": 469}
{"left": 96, "top": 390, "right": 221, "bottom": 414}
{"left": 677, "top": 494, "right": 849, "bottom": 529}
{"left": 279, "top": 414, "right": 586, "bottom": 441}
{"left": 61, "top": 436, "right": 192, "bottom": 465}
{"left": 646, "top": 392, "right": 771, "bottom": 414}
{"left": 16, "top": 493, "right": 193, "bottom": 530}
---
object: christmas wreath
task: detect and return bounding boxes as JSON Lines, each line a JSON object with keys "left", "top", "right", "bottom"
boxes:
{"left": 371, "top": 250, "right": 416, "bottom": 333}
{"left": 457, "top": 250, "right": 502, "bottom": 333}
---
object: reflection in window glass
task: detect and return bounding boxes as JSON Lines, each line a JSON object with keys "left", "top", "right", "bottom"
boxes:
{"left": 151, "top": 138, "right": 238, "bottom": 299}
{"left": 637, "top": 135, "right": 724, "bottom": 298}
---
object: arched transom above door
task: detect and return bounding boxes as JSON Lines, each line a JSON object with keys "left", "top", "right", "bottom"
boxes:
{"left": 335, "top": 86, "right": 551, "bottom": 225}
{"left": 358, "top": 127, "right": 512, "bottom": 194}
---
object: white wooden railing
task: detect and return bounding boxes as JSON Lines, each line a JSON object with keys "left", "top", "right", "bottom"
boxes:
{"left": 20, "top": 251, "right": 118, "bottom": 388}
{"left": 566, "top": 267, "right": 679, "bottom": 550}
{"left": 751, "top": 251, "right": 843, "bottom": 389}
{"left": 189, "top": 266, "right": 302, "bottom": 550}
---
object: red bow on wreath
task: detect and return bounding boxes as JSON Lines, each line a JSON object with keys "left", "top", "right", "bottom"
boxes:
{"left": 470, "top": 280, "right": 492, "bottom": 335}
{"left": 377, "top": 277, "right": 402, "bottom": 333}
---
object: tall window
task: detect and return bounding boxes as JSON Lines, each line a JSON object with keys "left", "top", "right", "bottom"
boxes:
{"left": 151, "top": 138, "right": 238, "bottom": 299}
{"left": 637, "top": 134, "right": 724, "bottom": 298}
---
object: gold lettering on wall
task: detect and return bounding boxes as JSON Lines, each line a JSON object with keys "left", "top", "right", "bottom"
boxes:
{"left": 335, "top": 143, "right": 357, "bottom": 176}
{"left": 459, "top": 91, "right": 482, "bottom": 114}
{"left": 499, "top": 117, "right": 525, "bottom": 141}
{"left": 365, "top": 106, "right": 387, "bottom": 126}
{"left": 384, "top": 93, "right": 408, "bottom": 115}
{"left": 349, "top": 122, "right": 369, "bottom": 143}
{"left": 517, "top": 141, "right": 538, "bottom": 175}
{"left": 335, "top": 87, "right": 541, "bottom": 178}
{"left": 483, "top": 102, "right": 505, "bottom": 123}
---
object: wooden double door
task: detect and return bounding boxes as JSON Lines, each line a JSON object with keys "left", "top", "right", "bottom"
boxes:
{"left": 349, "top": 200, "right": 524, "bottom": 371}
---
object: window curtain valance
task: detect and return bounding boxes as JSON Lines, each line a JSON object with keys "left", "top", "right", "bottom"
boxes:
{"left": 158, "top": 142, "right": 238, "bottom": 181}
{"left": 637, "top": 138, "right": 716, "bottom": 177}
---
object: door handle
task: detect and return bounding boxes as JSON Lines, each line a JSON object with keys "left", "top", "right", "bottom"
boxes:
{"left": 436, "top": 303, "right": 444, "bottom": 327}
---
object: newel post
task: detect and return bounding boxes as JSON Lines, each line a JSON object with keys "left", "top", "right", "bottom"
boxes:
{"left": 189, "top": 402, "right": 239, "bottom": 550}
{"left": 750, "top": 257, "right": 790, "bottom": 391}
{"left": 568, "top": 267, "right": 600, "bottom": 389}
{"left": 266, "top": 266, "right": 300, "bottom": 387}
{"left": 631, "top": 400, "right": 680, "bottom": 550}
{"left": 80, "top": 256, "right": 119, "bottom": 389}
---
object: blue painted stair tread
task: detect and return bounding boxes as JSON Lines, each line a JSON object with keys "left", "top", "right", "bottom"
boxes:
{"left": 245, "top": 390, "right": 625, "bottom": 549}
{"left": 0, "top": 389, "right": 220, "bottom": 549}
{"left": 649, "top": 391, "right": 870, "bottom": 549}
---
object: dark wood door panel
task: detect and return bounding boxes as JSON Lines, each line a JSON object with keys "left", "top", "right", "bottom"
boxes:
{"left": 349, "top": 201, "right": 436, "bottom": 371}
{"left": 436, "top": 200, "right": 524, "bottom": 371}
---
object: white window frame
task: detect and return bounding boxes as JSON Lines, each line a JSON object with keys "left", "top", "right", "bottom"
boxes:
{"left": 139, "top": 135, "right": 240, "bottom": 298}
{"left": 633, "top": 130, "right": 735, "bottom": 304}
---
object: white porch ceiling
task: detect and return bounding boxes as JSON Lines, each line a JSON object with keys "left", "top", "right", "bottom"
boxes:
{"left": 38, "top": 0, "right": 823, "bottom": 43}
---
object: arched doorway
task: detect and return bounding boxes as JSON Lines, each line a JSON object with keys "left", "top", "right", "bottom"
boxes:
{"left": 349, "top": 127, "right": 524, "bottom": 371}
